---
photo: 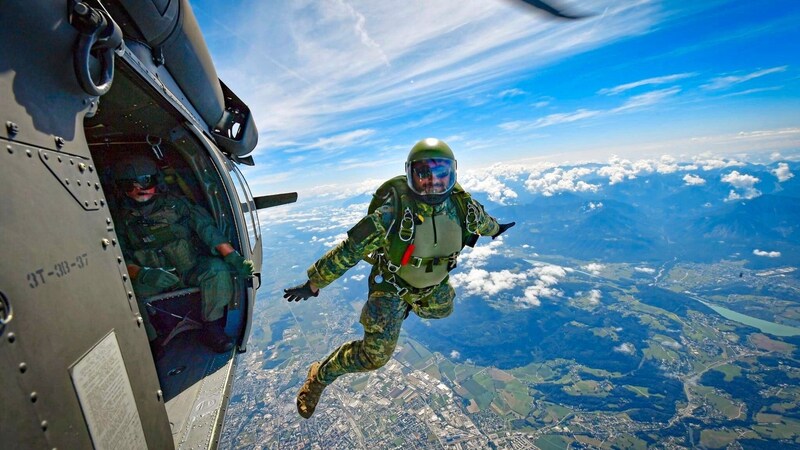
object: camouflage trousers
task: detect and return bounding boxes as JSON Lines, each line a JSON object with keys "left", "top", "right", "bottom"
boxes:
{"left": 134, "top": 256, "right": 233, "bottom": 340}
{"left": 317, "top": 278, "right": 455, "bottom": 385}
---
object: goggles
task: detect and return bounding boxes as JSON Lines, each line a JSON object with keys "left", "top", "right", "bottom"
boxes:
{"left": 408, "top": 158, "right": 456, "bottom": 195}
{"left": 117, "top": 174, "right": 156, "bottom": 192}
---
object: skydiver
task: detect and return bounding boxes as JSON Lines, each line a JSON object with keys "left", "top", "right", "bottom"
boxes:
{"left": 284, "top": 138, "right": 515, "bottom": 418}
{"left": 113, "top": 154, "right": 254, "bottom": 355}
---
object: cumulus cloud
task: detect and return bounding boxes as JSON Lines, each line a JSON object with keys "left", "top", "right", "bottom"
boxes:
{"left": 458, "top": 238, "right": 504, "bottom": 269}
{"left": 451, "top": 268, "right": 528, "bottom": 297}
{"left": 450, "top": 350, "right": 461, "bottom": 360}
{"left": 721, "top": 171, "right": 761, "bottom": 201}
{"left": 614, "top": 343, "right": 636, "bottom": 355}
{"left": 310, "top": 232, "right": 348, "bottom": 247}
{"left": 753, "top": 249, "right": 781, "bottom": 258}
{"left": 582, "top": 263, "right": 605, "bottom": 276}
{"left": 351, "top": 274, "right": 366, "bottom": 281}
{"left": 634, "top": 267, "right": 655, "bottom": 274}
{"left": 772, "top": 163, "right": 794, "bottom": 182}
{"left": 450, "top": 263, "right": 569, "bottom": 308}
{"left": 587, "top": 289, "right": 602, "bottom": 305}
{"left": 683, "top": 174, "right": 706, "bottom": 186}
{"left": 524, "top": 167, "right": 599, "bottom": 196}
{"left": 459, "top": 173, "right": 518, "bottom": 205}
{"left": 597, "top": 155, "right": 656, "bottom": 185}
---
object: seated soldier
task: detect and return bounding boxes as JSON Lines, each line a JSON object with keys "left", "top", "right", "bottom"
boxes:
{"left": 112, "top": 154, "right": 253, "bottom": 354}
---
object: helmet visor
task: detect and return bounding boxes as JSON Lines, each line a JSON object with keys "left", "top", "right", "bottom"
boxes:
{"left": 117, "top": 174, "right": 157, "bottom": 192}
{"left": 408, "top": 158, "right": 456, "bottom": 195}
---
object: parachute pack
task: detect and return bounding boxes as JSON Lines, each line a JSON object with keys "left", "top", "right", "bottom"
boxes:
{"left": 367, "top": 175, "right": 480, "bottom": 270}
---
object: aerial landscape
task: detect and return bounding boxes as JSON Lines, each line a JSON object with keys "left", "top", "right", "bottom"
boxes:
{"left": 220, "top": 155, "right": 800, "bottom": 449}
{"left": 184, "top": 0, "right": 800, "bottom": 447}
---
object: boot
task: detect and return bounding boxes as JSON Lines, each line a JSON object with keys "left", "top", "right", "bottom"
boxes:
{"left": 200, "top": 319, "right": 234, "bottom": 353}
{"left": 297, "top": 361, "right": 328, "bottom": 419}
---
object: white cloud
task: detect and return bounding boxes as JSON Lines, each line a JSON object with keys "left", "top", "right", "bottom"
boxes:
{"left": 683, "top": 174, "right": 706, "bottom": 186}
{"left": 450, "top": 350, "right": 461, "bottom": 360}
{"left": 634, "top": 267, "right": 656, "bottom": 274}
{"left": 582, "top": 263, "right": 605, "bottom": 276}
{"left": 772, "top": 162, "right": 794, "bottom": 182}
{"left": 721, "top": 170, "right": 761, "bottom": 201}
{"left": 597, "top": 155, "right": 656, "bottom": 185}
{"left": 459, "top": 173, "right": 518, "bottom": 205}
{"left": 598, "top": 73, "right": 696, "bottom": 95}
{"left": 450, "top": 263, "right": 568, "bottom": 308}
{"left": 310, "top": 232, "right": 348, "bottom": 248}
{"left": 702, "top": 66, "right": 788, "bottom": 91}
{"left": 614, "top": 343, "right": 636, "bottom": 355}
{"left": 458, "top": 238, "right": 504, "bottom": 269}
{"left": 525, "top": 167, "right": 599, "bottom": 196}
{"left": 587, "top": 289, "right": 602, "bottom": 305}
{"left": 451, "top": 268, "right": 528, "bottom": 297}
{"left": 753, "top": 249, "right": 781, "bottom": 258}
{"left": 351, "top": 274, "right": 366, "bottom": 282}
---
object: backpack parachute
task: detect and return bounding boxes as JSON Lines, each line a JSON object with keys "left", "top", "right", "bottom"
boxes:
{"left": 367, "top": 176, "right": 479, "bottom": 270}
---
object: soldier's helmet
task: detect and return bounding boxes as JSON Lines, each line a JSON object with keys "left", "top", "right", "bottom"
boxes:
{"left": 113, "top": 154, "right": 159, "bottom": 201}
{"left": 405, "top": 138, "right": 457, "bottom": 205}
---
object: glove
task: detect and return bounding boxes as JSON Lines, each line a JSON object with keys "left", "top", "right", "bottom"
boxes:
{"left": 283, "top": 281, "right": 319, "bottom": 302}
{"left": 492, "top": 222, "right": 516, "bottom": 239}
{"left": 138, "top": 267, "right": 180, "bottom": 289}
{"left": 224, "top": 251, "right": 254, "bottom": 278}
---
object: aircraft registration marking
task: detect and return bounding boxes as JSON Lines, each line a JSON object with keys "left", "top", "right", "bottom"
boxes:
{"left": 26, "top": 252, "right": 89, "bottom": 288}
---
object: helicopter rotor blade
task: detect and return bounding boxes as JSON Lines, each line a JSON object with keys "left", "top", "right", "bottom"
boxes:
{"left": 516, "top": 0, "right": 592, "bottom": 20}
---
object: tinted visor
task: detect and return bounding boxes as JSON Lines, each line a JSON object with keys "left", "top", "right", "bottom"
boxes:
{"left": 117, "top": 174, "right": 156, "bottom": 192}
{"left": 408, "top": 158, "right": 456, "bottom": 195}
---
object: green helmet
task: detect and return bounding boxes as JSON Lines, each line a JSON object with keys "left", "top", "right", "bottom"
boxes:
{"left": 405, "top": 138, "right": 457, "bottom": 205}
{"left": 113, "top": 154, "right": 159, "bottom": 192}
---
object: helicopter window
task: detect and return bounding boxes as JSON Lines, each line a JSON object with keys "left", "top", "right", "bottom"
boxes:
{"left": 228, "top": 162, "right": 259, "bottom": 252}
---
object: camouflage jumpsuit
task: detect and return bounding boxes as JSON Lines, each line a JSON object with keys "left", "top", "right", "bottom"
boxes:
{"left": 307, "top": 193, "right": 500, "bottom": 384}
{"left": 116, "top": 194, "right": 234, "bottom": 340}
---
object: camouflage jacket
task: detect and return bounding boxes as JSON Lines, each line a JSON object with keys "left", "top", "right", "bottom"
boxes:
{"left": 307, "top": 191, "right": 500, "bottom": 289}
{"left": 116, "top": 194, "right": 228, "bottom": 274}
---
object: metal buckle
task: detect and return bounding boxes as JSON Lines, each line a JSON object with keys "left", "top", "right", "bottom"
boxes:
{"left": 410, "top": 256, "right": 423, "bottom": 268}
{"left": 398, "top": 207, "right": 414, "bottom": 242}
{"left": 386, "top": 260, "right": 400, "bottom": 273}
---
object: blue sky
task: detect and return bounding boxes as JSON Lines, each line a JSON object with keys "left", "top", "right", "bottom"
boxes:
{"left": 189, "top": 0, "right": 800, "bottom": 198}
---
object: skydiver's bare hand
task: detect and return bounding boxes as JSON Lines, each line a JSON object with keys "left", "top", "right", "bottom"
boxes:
{"left": 283, "top": 281, "right": 319, "bottom": 302}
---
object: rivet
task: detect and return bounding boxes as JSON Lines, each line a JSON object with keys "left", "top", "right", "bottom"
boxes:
{"left": 7, "top": 332, "right": 16, "bottom": 343}
{"left": 95, "top": 183, "right": 101, "bottom": 190}
{"left": 136, "top": 316, "right": 144, "bottom": 327}
{"left": 89, "top": 165, "right": 94, "bottom": 172}
{"left": 65, "top": 179, "right": 70, "bottom": 185}
{"left": 7, "top": 146, "right": 13, "bottom": 154}
{"left": 43, "top": 153, "right": 49, "bottom": 160}
{"left": 19, "top": 362, "right": 27, "bottom": 373}
{"left": 26, "top": 149, "right": 32, "bottom": 157}
{"left": 54, "top": 137, "right": 65, "bottom": 148}
{"left": 69, "top": 159, "right": 74, "bottom": 165}
{"left": 84, "top": 201, "right": 90, "bottom": 207}
{"left": 41, "top": 420, "right": 48, "bottom": 431}
{"left": 111, "top": 239, "right": 116, "bottom": 246}
{"left": 106, "top": 218, "right": 112, "bottom": 224}
{"left": 30, "top": 392, "right": 38, "bottom": 403}
{"left": 128, "top": 291, "right": 133, "bottom": 299}
{"left": 79, "top": 163, "right": 87, "bottom": 172}
{"left": 57, "top": 156, "right": 62, "bottom": 163}
{"left": 156, "top": 390, "right": 163, "bottom": 401}
{"left": 117, "top": 256, "right": 123, "bottom": 263}
{"left": 6, "top": 121, "right": 19, "bottom": 136}
{"left": 101, "top": 238, "right": 110, "bottom": 248}
{"left": 76, "top": 180, "right": 81, "bottom": 186}
{"left": 100, "top": 199, "right": 105, "bottom": 206}
{"left": 122, "top": 274, "right": 128, "bottom": 281}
